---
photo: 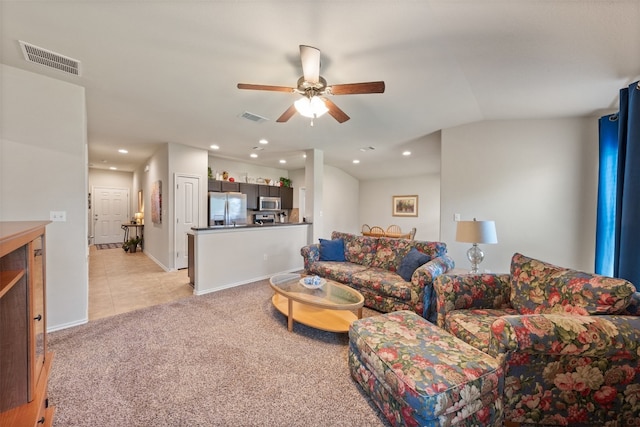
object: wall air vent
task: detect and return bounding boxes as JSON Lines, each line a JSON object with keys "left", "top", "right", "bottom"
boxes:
{"left": 19, "top": 40, "right": 81, "bottom": 76}
{"left": 240, "top": 111, "right": 269, "bottom": 123}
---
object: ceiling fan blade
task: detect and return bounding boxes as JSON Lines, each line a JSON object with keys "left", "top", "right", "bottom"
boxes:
{"left": 276, "top": 104, "right": 298, "bottom": 123}
{"left": 323, "top": 98, "right": 350, "bottom": 123}
{"left": 237, "top": 83, "right": 295, "bottom": 93}
{"left": 329, "top": 81, "right": 385, "bottom": 95}
{"left": 300, "top": 45, "right": 320, "bottom": 84}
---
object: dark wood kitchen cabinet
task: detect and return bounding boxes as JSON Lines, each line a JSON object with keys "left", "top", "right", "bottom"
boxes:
{"left": 280, "top": 187, "right": 293, "bottom": 209}
{"left": 208, "top": 180, "right": 239, "bottom": 192}
{"left": 239, "top": 183, "right": 258, "bottom": 210}
{"left": 208, "top": 179, "right": 221, "bottom": 192}
{"left": 220, "top": 181, "right": 239, "bottom": 192}
{"left": 268, "top": 186, "right": 280, "bottom": 197}
{"left": 258, "top": 185, "right": 270, "bottom": 197}
{"left": 0, "top": 221, "right": 55, "bottom": 427}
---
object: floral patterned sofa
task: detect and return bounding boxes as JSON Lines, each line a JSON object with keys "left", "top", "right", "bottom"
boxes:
{"left": 434, "top": 252, "right": 640, "bottom": 426}
{"left": 300, "top": 231, "right": 454, "bottom": 320}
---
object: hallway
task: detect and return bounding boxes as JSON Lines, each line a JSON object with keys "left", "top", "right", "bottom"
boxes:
{"left": 89, "top": 245, "right": 193, "bottom": 321}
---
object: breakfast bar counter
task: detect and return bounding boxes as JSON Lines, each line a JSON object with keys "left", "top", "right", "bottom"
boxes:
{"left": 190, "top": 223, "right": 311, "bottom": 295}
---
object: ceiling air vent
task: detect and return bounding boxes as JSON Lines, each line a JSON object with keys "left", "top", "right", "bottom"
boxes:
{"left": 240, "top": 111, "right": 269, "bottom": 123}
{"left": 19, "top": 40, "right": 81, "bottom": 76}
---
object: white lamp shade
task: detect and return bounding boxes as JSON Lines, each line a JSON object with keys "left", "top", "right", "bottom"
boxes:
{"left": 456, "top": 220, "right": 497, "bottom": 244}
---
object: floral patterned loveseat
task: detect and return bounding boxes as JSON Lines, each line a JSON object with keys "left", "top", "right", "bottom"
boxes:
{"left": 300, "top": 231, "right": 454, "bottom": 319}
{"left": 434, "top": 252, "right": 640, "bottom": 426}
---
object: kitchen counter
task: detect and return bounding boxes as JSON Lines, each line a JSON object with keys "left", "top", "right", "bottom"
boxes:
{"left": 189, "top": 222, "right": 311, "bottom": 295}
{"left": 191, "top": 222, "right": 309, "bottom": 231}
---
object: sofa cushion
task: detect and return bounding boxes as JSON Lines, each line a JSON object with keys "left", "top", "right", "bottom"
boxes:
{"left": 397, "top": 247, "right": 430, "bottom": 281}
{"left": 318, "top": 238, "right": 345, "bottom": 261}
{"left": 331, "top": 231, "right": 378, "bottom": 266}
{"left": 351, "top": 268, "right": 413, "bottom": 301}
{"left": 444, "top": 308, "right": 518, "bottom": 356}
{"left": 510, "top": 253, "right": 636, "bottom": 315}
{"left": 307, "top": 261, "right": 368, "bottom": 284}
{"left": 370, "top": 237, "right": 413, "bottom": 271}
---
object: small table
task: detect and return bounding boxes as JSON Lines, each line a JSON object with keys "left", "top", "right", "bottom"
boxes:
{"left": 121, "top": 223, "right": 144, "bottom": 249}
{"left": 269, "top": 273, "right": 364, "bottom": 333}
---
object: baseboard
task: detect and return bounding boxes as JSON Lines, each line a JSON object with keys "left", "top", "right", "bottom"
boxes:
{"left": 47, "top": 317, "right": 88, "bottom": 333}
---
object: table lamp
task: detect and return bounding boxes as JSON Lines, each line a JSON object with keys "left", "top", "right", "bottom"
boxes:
{"left": 134, "top": 212, "right": 144, "bottom": 225}
{"left": 455, "top": 218, "right": 497, "bottom": 273}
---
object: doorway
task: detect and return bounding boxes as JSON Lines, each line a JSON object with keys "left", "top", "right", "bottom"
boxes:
{"left": 92, "top": 186, "right": 130, "bottom": 244}
{"left": 174, "top": 174, "right": 200, "bottom": 270}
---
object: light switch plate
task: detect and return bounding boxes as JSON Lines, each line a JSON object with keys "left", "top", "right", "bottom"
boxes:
{"left": 50, "top": 211, "right": 67, "bottom": 222}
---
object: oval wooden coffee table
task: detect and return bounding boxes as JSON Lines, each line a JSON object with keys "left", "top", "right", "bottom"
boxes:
{"left": 269, "top": 273, "right": 364, "bottom": 333}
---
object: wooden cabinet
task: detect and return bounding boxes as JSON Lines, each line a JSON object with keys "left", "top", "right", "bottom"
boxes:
{"left": 0, "top": 221, "right": 54, "bottom": 427}
{"left": 239, "top": 183, "right": 258, "bottom": 210}
{"left": 208, "top": 179, "right": 221, "bottom": 192}
{"left": 220, "top": 181, "right": 239, "bottom": 192}
{"left": 208, "top": 179, "right": 240, "bottom": 193}
{"left": 268, "top": 186, "right": 280, "bottom": 197}
{"left": 210, "top": 180, "right": 293, "bottom": 210}
{"left": 280, "top": 187, "right": 293, "bottom": 209}
{"left": 258, "top": 185, "right": 270, "bottom": 197}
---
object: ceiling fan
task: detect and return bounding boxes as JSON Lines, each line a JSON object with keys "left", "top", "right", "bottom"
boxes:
{"left": 237, "top": 45, "right": 385, "bottom": 124}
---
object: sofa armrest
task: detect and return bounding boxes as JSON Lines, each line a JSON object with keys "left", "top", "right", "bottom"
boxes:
{"left": 300, "top": 243, "right": 320, "bottom": 271}
{"left": 434, "top": 273, "right": 511, "bottom": 327}
{"left": 488, "top": 314, "right": 640, "bottom": 359}
{"left": 412, "top": 254, "right": 455, "bottom": 322}
{"left": 623, "top": 292, "right": 640, "bottom": 315}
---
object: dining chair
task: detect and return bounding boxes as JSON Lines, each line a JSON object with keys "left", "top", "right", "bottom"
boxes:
{"left": 361, "top": 224, "right": 371, "bottom": 233}
{"left": 409, "top": 227, "right": 417, "bottom": 240}
{"left": 386, "top": 225, "right": 402, "bottom": 235}
{"left": 370, "top": 226, "right": 385, "bottom": 236}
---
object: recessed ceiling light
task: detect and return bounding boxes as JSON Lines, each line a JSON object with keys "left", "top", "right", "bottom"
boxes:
{"left": 279, "top": 159, "right": 286, "bottom": 164}
{"left": 118, "top": 149, "right": 128, "bottom": 154}
{"left": 250, "top": 153, "right": 258, "bottom": 158}
{"left": 259, "top": 139, "right": 269, "bottom": 145}
{"left": 210, "top": 144, "right": 220, "bottom": 150}
{"left": 109, "top": 166, "right": 117, "bottom": 170}
{"left": 402, "top": 151, "right": 411, "bottom": 156}
{"left": 303, "top": 154, "right": 307, "bottom": 158}
{"left": 353, "top": 160, "right": 360, "bottom": 164}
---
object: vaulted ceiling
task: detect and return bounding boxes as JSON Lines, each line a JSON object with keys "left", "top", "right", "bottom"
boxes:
{"left": 2, "top": 1, "right": 638, "bottom": 180}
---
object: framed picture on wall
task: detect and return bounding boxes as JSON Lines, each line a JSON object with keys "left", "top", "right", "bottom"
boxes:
{"left": 392, "top": 195, "right": 418, "bottom": 217}
{"left": 151, "top": 180, "right": 162, "bottom": 224}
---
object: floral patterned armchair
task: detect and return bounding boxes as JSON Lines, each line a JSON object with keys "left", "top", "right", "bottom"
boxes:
{"left": 434, "top": 253, "right": 640, "bottom": 426}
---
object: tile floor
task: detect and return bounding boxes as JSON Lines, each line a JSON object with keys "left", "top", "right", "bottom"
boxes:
{"left": 89, "top": 245, "right": 194, "bottom": 321}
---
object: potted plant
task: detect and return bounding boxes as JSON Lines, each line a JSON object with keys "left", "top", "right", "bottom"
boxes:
{"left": 279, "top": 177, "right": 291, "bottom": 188}
{"left": 124, "top": 236, "right": 142, "bottom": 253}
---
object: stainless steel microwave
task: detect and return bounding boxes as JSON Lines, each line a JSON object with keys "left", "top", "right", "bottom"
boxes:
{"left": 259, "top": 196, "right": 281, "bottom": 211}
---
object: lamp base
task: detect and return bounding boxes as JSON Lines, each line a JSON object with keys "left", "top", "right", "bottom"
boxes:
{"left": 466, "top": 243, "right": 485, "bottom": 274}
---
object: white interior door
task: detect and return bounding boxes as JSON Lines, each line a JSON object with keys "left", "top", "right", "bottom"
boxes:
{"left": 175, "top": 175, "right": 200, "bottom": 269}
{"left": 93, "top": 186, "right": 130, "bottom": 245}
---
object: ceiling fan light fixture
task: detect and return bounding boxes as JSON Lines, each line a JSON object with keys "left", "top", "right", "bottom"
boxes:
{"left": 294, "top": 96, "right": 328, "bottom": 119}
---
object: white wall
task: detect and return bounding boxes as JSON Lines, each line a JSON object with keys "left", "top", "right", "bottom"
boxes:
{"left": 440, "top": 118, "right": 599, "bottom": 274}
{"left": 319, "top": 165, "right": 360, "bottom": 238}
{"left": 209, "top": 156, "right": 288, "bottom": 183}
{"left": 140, "top": 142, "right": 208, "bottom": 271}
{"left": 359, "top": 174, "right": 441, "bottom": 241}
{"left": 0, "top": 65, "right": 88, "bottom": 330}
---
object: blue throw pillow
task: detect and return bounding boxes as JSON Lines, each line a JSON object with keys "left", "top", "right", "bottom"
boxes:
{"left": 397, "top": 248, "right": 430, "bottom": 282}
{"left": 319, "top": 238, "right": 346, "bottom": 262}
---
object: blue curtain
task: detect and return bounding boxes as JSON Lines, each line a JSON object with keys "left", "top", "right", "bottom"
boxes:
{"left": 596, "top": 81, "right": 640, "bottom": 289}
{"left": 595, "top": 115, "right": 618, "bottom": 276}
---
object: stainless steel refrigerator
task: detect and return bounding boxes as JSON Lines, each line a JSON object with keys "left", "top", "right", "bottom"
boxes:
{"left": 208, "top": 192, "right": 247, "bottom": 226}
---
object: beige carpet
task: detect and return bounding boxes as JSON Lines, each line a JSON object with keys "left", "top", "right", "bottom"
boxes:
{"left": 48, "top": 279, "right": 390, "bottom": 427}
